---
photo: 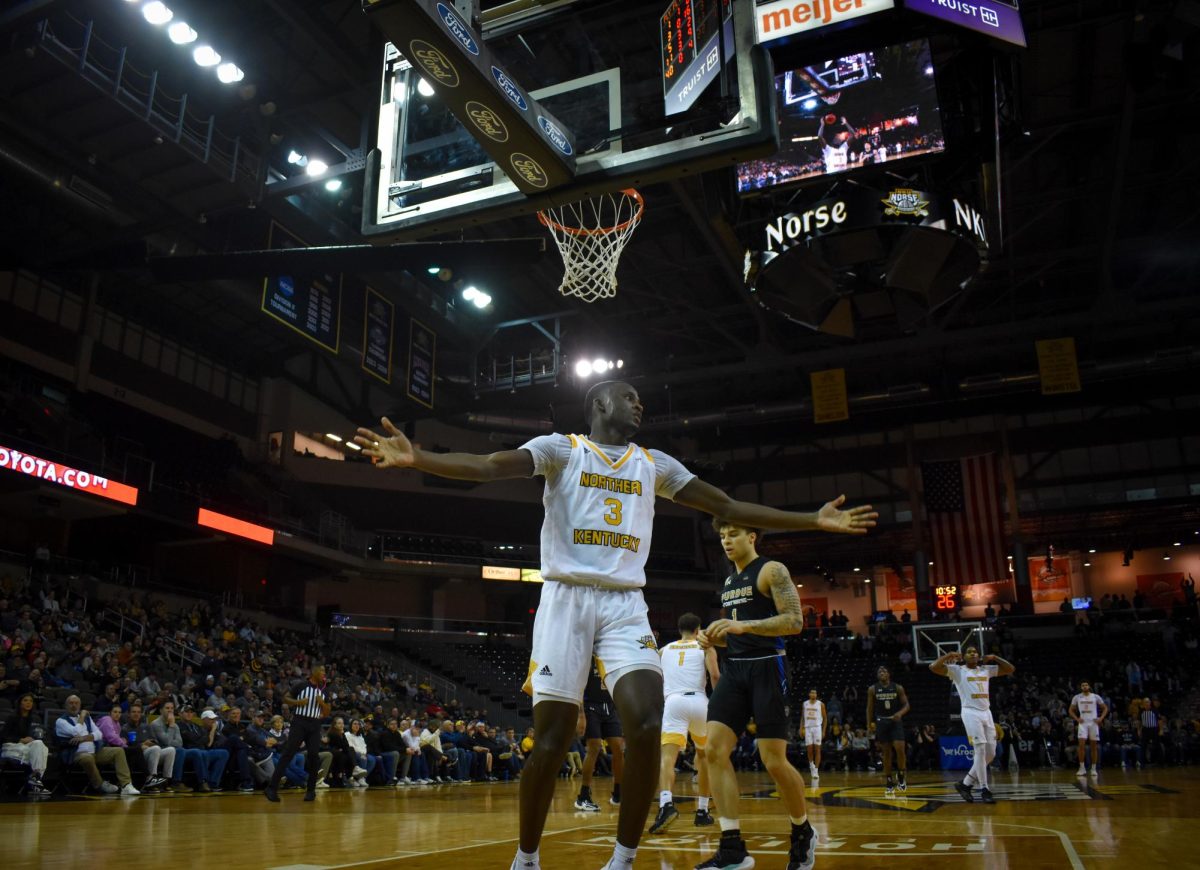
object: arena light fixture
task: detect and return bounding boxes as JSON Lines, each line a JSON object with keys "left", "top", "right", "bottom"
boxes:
{"left": 863, "top": 577, "right": 871, "bottom": 583}
{"left": 325, "top": 433, "right": 343, "bottom": 443}
{"left": 426, "top": 266, "right": 441, "bottom": 275}
{"left": 1084, "top": 561, "right": 1091, "bottom": 567}
{"left": 346, "top": 441, "right": 361, "bottom": 451}
{"left": 167, "top": 21, "right": 197, "bottom": 44}
{"left": 324, "top": 179, "right": 343, "bottom": 192}
{"left": 575, "top": 360, "right": 593, "bottom": 377}
{"left": 416, "top": 77, "right": 436, "bottom": 97}
{"left": 1088, "top": 548, "right": 1096, "bottom": 553}
{"left": 193, "top": 45, "right": 221, "bottom": 67}
{"left": 1174, "top": 541, "right": 1182, "bottom": 546}
{"left": 461, "top": 286, "right": 479, "bottom": 302}
{"left": 616, "top": 359, "right": 624, "bottom": 369}
{"left": 142, "top": 2, "right": 174, "bottom": 25}
{"left": 286, "top": 150, "right": 304, "bottom": 165}
{"left": 852, "top": 566, "right": 861, "bottom": 573}
{"left": 305, "top": 159, "right": 328, "bottom": 177}
{"left": 216, "top": 62, "right": 245, "bottom": 84}
{"left": 1163, "top": 553, "right": 1171, "bottom": 561}
{"left": 472, "top": 291, "right": 492, "bottom": 309}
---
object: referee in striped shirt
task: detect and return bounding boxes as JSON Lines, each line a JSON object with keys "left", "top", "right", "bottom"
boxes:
{"left": 265, "top": 664, "right": 331, "bottom": 802}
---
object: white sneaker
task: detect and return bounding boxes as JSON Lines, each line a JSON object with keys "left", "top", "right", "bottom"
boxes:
{"left": 352, "top": 766, "right": 368, "bottom": 777}
{"left": 1076, "top": 765, "right": 1087, "bottom": 776}
{"left": 511, "top": 858, "right": 540, "bottom": 870}
{"left": 120, "top": 783, "right": 141, "bottom": 796}
{"left": 99, "top": 781, "right": 119, "bottom": 794}
{"left": 1088, "top": 768, "right": 1098, "bottom": 778}
{"left": 812, "top": 772, "right": 820, "bottom": 784}
{"left": 317, "top": 780, "right": 330, "bottom": 789}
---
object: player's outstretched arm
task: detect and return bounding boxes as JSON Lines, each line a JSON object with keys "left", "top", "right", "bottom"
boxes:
{"left": 929, "top": 650, "right": 960, "bottom": 676}
{"left": 673, "top": 479, "right": 877, "bottom": 535}
{"left": 354, "top": 417, "right": 534, "bottom": 481}
{"left": 895, "top": 686, "right": 911, "bottom": 720}
{"left": 704, "top": 646, "right": 721, "bottom": 688}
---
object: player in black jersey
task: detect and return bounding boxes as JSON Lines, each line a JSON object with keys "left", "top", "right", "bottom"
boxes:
{"left": 697, "top": 520, "right": 816, "bottom": 870}
{"left": 866, "top": 666, "right": 910, "bottom": 797}
{"left": 575, "top": 657, "right": 624, "bottom": 811}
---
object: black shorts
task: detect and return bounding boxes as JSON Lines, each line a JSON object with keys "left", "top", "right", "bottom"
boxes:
{"left": 875, "top": 718, "right": 906, "bottom": 743}
{"left": 706, "top": 655, "right": 789, "bottom": 740}
{"left": 584, "top": 699, "right": 622, "bottom": 740}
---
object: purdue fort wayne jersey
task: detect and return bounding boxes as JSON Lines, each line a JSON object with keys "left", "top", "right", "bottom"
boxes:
{"left": 661, "top": 639, "right": 707, "bottom": 697}
{"left": 521, "top": 434, "right": 695, "bottom": 588}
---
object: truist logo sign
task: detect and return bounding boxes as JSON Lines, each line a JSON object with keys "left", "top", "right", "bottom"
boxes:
{"left": 491, "top": 66, "right": 528, "bottom": 111}
{"left": 537, "top": 115, "right": 573, "bottom": 157}
{"left": 436, "top": 2, "right": 479, "bottom": 56}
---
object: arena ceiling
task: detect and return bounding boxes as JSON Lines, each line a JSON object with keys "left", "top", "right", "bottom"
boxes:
{"left": 0, "top": 0, "right": 1198, "bottom": 451}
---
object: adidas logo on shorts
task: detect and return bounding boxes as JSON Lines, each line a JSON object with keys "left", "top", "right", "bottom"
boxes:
{"left": 539, "top": 665, "right": 553, "bottom": 676}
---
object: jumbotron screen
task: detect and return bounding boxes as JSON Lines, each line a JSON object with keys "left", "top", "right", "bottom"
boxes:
{"left": 737, "top": 38, "right": 945, "bottom": 194}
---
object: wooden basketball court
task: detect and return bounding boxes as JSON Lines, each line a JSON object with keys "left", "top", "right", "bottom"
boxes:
{"left": 2, "top": 767, "right": 1193, "bottom": 868}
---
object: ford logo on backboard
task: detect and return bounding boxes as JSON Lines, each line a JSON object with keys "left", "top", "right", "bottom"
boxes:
{"left": 491, "top": 66, "right": 528, "bottom": 111}
{"left": 436, "top": 2, "right": 480, "bottom": 56}
{"left": 537, "top": 115, "right": 573, "bottom": 157}
{"left": 465, "top": 101, "right": 508, "bottom": 143}
{"left": 409, "top": 40, "right": 459, "bottom": 88}
{"left": 509, "top": 153, "right": 548, "bottom": 188}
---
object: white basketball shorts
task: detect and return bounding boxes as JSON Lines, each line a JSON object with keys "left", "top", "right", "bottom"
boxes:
{"left": 1077, "top": 721, "right": 1100, "bottom": 741}
{"left": 804, "top": 726, "right": 823, "bottom": 745}
{"left": 525, "top": 580, "right": 662, "bottom": 705}
{"left": 961, "top": 708, "right": 996, "bottom": 746}
{"left": 662, "top": 692, "right": 709, "bottom": 748}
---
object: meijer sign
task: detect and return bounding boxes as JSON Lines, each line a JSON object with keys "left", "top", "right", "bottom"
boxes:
{"left": 756, "top": 0, "right": 896, "bottom": 44}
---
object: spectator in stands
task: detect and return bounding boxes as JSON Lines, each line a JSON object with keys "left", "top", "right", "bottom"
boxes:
{"left": 1, "top": 693, "right": 50, "bottom": 794}
{"left": 442, "top": 719, "right": 473, "bottom": 782}
{"left": 361, "top": 718, "right": 393, "bottom": 784}
{"left": 325, "top": 716, "right": 357, "bottom": 787}
{"left": 1116, "top": 717, "right": 1143, "bottom": 768}
{"left": 223, "top": 706, "right": 272, "bottom": 792}
{"left": 178, "top": 707, "right": 229, "bottom": 792}
{"left": 564, "top": 730, "right": 583, "bottom": 777}
{"left": 148, "top": 700, "right": 193, "bottom": 792}
{"left": 913, "top": 723, "right": 939, "bottom": 770}
{"left": 346, "top": 719, "right": 374, "bottom": 787}
{"left": 99, "top": 703, "right": 166, "bottom": 790}
{"left": 497, "top": 726, "right": 524, "bottom": 779}
{"left": 55, "top": 694, "right": 139, "bottom": 795}
{"left": 419, "top": 718, "right": 452, "bottom": 782}
{"left": 732, "top": 727, "right": 759, "bottom": 771}
{"left": 0, "top": 663, "right": 22, "bottom": 702}
{"left": 401, "top": 719, "right": 432, "bottom": 783}
{"left": 268, "top": 714, "right": 316, "bottom": 788}
{"left": 849, "top": 727, "right": 872, "bottom": 771}
{"left": 437, "top": 719, "right": 462, "bottom": 781}
{"left": 136, "top": 671, "right": 161, "bottom": 697}
{"left": 467, "top": 720, "right": 498, "bottom": 782}
{"left": 376, "top": 717, "right": 405, "bottom": 785}
{"left": 827, "top": 694, "right": 843, "bottom": 725}
{"left": 128, "top": 702, "right": 173, "bottom": 792}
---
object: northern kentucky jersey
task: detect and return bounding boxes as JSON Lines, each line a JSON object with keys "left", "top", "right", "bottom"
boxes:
{"left": 661, "top": 639, "right": 706, "bottom": 696}
{"left": 720, "top": 556, "right": 786, "bottom": 657}
{"left": 947, "top": 664, "right": 999, "bottom": 712}
{"left": 803, "top": 700, "right": 824, "bottom": 727}
{"left": 1071, "top": 692, "right": 1100, "bottom": 722}
{"left": 521, "top": 434, "right": 695, "bottom": 588}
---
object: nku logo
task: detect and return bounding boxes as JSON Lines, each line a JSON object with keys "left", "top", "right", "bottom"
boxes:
{"left": 492, "top": 66, "right": 528, "bottom": 111}
{"left": 436, "top": 3, "right": 480, "bottom": 55}
{"left": 537, "top": 115, "right": 573, "bottom": 157}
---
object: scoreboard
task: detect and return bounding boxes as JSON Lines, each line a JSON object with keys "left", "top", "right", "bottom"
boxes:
{"left": 933, "top": 584, "right": 961, "bottom": 612}
{"left": 660, "top": 0, "right": 733, "bottom": 115}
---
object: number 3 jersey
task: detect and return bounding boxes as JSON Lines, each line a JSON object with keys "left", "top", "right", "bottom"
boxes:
{"left": 521, "top": 433, "right": 695, "bottom": 588}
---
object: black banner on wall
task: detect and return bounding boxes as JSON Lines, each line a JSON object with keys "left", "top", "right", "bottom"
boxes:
{"left": 407, "top": 318, "right": 436, "bottom": 409}
{"left": 362, "top": 287, "right": 394, "bottom": 384}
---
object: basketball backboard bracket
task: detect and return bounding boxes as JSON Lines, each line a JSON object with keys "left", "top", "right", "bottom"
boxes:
{"left": 911, "top": 621, "right": 985, "bottom": 665}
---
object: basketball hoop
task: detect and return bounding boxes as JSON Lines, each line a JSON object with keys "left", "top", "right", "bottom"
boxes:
{"left": 537, "top": 188, "right": 643, "bottom": 303}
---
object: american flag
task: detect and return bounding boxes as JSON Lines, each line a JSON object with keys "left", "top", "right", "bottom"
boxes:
{"left": 921, "top": 455, "right": 1008, "bottom": 586}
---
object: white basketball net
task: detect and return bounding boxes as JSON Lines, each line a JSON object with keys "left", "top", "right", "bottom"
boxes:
{"left": 537, "top": 189, "right": 643, "bottom": 303}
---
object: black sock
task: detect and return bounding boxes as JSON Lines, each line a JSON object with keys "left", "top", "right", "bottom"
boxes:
{"left": 612, "top": 784, "right": 621, "bottom": 799}
{"left": 721, "top": 830, "right": 744, "bottom": 851}
{"left": 579, "top": 786, "right": 591, "bottom": 799}
{"left": 792, "top": 820, "right": 813, "bottom": 840}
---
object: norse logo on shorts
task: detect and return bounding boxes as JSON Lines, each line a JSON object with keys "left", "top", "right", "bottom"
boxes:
{"left": 510, "top": 153, "right": 549, "bottom": 188}
{"left": 637, "top": 634, "right": 658, "bottom": 651}
{"left": 465, "top": 101, "right": 508, "bottom": 143}
{"left": 409, "top": 40, "right": 459, "bottom": 88}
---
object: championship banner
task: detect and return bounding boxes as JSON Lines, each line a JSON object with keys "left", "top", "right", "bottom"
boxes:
{"left": 1029, "top": 556, "right": 1072, "bottom": 603}
{"left": 362, "top": 287, "right": 395, "bottom": 384}
{"left": 811, "top": 368, "right": 849, "bottom": 424}
{"left": 1036, "top": 337, "right": 1081, "bottom": 395}
{"left": 960, "top": 577, "right": 1017, "bottom": 606}
{"left": 260, "top": 222, "right": 342, "bottom": 354}
{"left": 882, "top": 567, "right": 917, "bottom": 615}
{"left": 407, "top": 318, "right": 436, "bottom": 409}
{"left": 1136, "top": 572, "right": 1185, "bottom": 609}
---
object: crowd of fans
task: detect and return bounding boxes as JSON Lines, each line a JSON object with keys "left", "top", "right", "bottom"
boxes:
{"left": 0, "top": 569, "right": 533, "bottom": 796}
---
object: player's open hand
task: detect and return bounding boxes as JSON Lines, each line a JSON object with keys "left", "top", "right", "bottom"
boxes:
{"left": 816, "top": 495, "right": 878, "bottom": 535}
{"left": 354, "top": 417, "right": 415, "bottom": 468}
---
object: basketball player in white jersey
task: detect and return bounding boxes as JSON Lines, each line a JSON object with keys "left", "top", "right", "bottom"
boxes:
{"left": 649, "top": 612, "right": 720, "bottom": 834}
{"left": 929, "top": 646, "right": 1014, "bottom": 804}
{"left": 817, "top": 114, "right": 855, "bottom": 174}
{"left": 802, "top": 689, "right": 826, "bottom": 783}
{"left": 356, "top": 381, "right": 876, "bottom": 870}
{"left": 1070, "top": 680, "right": 1108, "bottom": 777}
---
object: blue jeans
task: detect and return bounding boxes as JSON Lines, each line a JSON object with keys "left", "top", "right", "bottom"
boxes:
{"left": 173, "top": 747, "right": 229, "bottom": 785}
{"left": 377, "top": 751, "right": 399, "bottom": 782}
{"left": 273, "top": 751, "right": 308, "bottom": 784}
